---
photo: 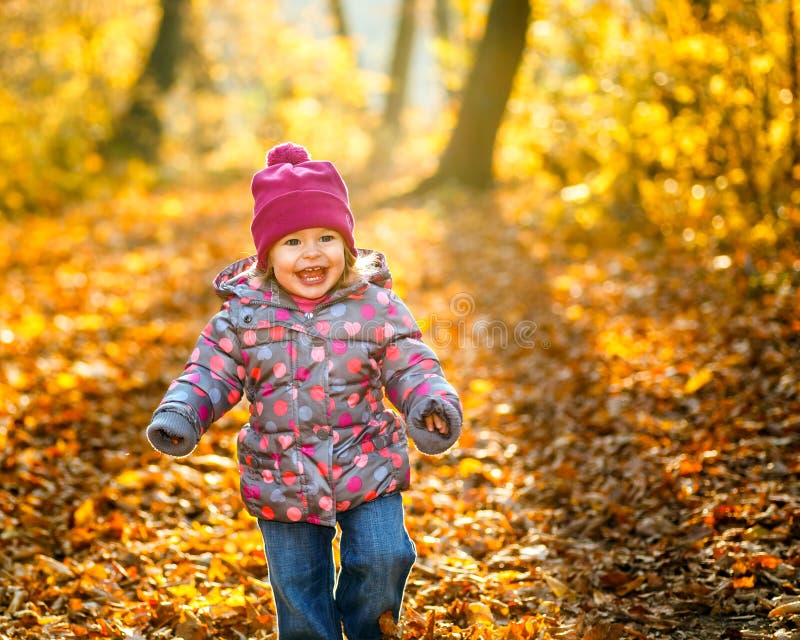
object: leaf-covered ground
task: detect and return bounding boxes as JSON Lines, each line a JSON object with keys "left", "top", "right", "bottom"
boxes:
{"left": 1, "top": 179, "right": 798, "bottom": 639}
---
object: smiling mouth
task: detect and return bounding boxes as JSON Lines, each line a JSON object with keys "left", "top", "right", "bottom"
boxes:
{"left": 296, "top": 266, "right": 328, "bottom": 285}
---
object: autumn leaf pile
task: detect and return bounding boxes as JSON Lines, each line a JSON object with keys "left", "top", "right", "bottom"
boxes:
{"left": 1, "top": 180, "right": 798, "bottom": 639}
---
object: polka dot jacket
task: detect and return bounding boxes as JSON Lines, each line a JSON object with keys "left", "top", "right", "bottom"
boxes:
{"left": 146, "top": 252, "right": 462, "bottom": 527}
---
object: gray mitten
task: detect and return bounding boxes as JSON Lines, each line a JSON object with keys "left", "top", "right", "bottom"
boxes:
{"left": 146, "top": 410, "right": 199, "bottom": 458}
{"left": 406, "top": 397, "right": 462, "bottom": 455}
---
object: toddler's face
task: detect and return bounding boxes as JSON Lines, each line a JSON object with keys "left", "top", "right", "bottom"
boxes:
{"left": 269, "top": 227, "right": 346, "bottom": 299}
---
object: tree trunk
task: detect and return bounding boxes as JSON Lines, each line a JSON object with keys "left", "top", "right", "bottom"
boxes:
{"left": 328, "top": 0, "right": 350, "bottom": 40}
{"left": 107, "top": 0, "right": 189, "bottom": 162}
{"left": 422, "top": 0, "right": 530, "bottom": 189}
{"left": 382, "top": 0, "right": 418, "bottom": 132}
{"left": 434, "top": 0, "right": 450, "bottom": 42}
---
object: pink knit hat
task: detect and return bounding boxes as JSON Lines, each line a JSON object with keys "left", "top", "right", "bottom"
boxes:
{"left": 250, "top": 142, "right": 357, "bottom": 269}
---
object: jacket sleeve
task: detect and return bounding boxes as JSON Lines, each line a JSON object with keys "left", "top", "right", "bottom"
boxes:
{"left": 378, "top": 299, "right": 462, "bottom": 456}
{"left": 146, "top": 302, "right": 245, "bottom": 457}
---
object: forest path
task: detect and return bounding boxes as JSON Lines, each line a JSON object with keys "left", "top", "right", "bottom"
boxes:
{"left": 0, "top": 180, "right": 797, "bottom": 639}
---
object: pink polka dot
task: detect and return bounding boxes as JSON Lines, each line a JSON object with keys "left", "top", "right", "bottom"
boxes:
{"left": 347, "top": 358, "right": 362, "bottom": 373}
{"left": 347, "top": 476, "right": 362, "bottom": 492}
{"left": 261, "top": 506, "right": 274, "bottom": 519}
{"left": 286, "top": 507, "right": 302, "bottom": 522}
{"left": 332, "top": 340, "right": 347, "bottom": 354}
{"left": 269, "top": 326, "right": 285, "bottom": 340}
{"left": 315, "top": 320, "right": 330, "bottom": 335}
{"left": 276, "top": 309, "right": 291, "bottom": 321}
{"left": 319, "top": 496, "right": 333, "bottom": 511}
{"left": 191, "top": 348, "right": 200, "bottom": 362}
{"left": 274, "top": 400, "right": 288, "bottom": 416}
{"left": 385, "top": 345, "right": 401, "bottom": 361}
{"left": 311, "top": 346, "right": 326, "bottom": 362}
{"left": 198, "top": 406, "right": 209, "bottom": 421}
{"left": 273, "top": 362, "right": 287, "bottom": 378}
{"left": 243, "top": 329, "right": 257, "bottom": 346}
{"left": 295, "top": 367, "right": 311, "bottom": 381}
{"left": 209, "top": 355, "right": 225, "bottom": 372}
{"left": 310, "top": 385, "right": 325, "bottom": 402}
{"left": 415, "top": 382, "right": 431, "bottom": 396}
{"left": 361, "top": 304, "right": 375, "bottom": 320}
{"left": 338, "top": 413, "right": 352, "bottom": 427}
{"left": 344, "top": 321, "right": 361, "bottom": 336}
{"left": 301, "top": 444, "right": 315, "bottom": 456}
{"left": 219, "top": 337, "right": 234, "bottom": 353}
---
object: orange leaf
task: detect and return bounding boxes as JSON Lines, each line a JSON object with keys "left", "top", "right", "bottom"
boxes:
{"left": 769, "top": 601, "right": 800, "bottom": 617}
{"left": 378, "top": 610, "right": 399, "bottom": 636}
{"left": 73, "top": 497, "right": 95, "bottom": 527}
{"left": 733, "top": 575, "right": 755, "bottom": 588}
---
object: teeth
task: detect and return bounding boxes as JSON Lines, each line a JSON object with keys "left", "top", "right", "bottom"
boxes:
{"left": 298, "top": 266, "right": 326, "bottom": 282}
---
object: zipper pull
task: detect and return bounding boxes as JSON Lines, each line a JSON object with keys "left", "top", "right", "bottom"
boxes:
{"left": 305, "top": 312, "right": 314, "bottom": 320}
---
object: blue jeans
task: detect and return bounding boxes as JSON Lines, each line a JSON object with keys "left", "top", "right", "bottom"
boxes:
{"left": 258, "top": 493, "right": 417, "bottom": 640}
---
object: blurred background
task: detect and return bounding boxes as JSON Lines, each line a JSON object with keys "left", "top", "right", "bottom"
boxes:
{"left": 2, "top": 0, "right": 799, "bottom": 251}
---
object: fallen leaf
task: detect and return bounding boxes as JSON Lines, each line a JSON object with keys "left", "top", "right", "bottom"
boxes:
{"left": 582, "top": 623, "right": 625, "bottom": 640}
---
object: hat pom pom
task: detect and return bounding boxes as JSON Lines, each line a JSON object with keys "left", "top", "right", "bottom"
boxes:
{"left": 266, "top": 142, "right": 310, "bottom": 166}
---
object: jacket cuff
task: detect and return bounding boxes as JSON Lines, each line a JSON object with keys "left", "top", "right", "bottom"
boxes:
{"left": 407, "top": 397, "right": 462, "bottom": 455}
{"left": 146, "top": 409, "right": 200, "bottom": 458}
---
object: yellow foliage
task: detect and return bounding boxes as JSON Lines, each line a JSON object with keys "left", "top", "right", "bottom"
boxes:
{"left": 684, "top": 368, "right": 714, "bottom": 394}
{"left": 1, "top": 0, "right": 795, "bottom": 258}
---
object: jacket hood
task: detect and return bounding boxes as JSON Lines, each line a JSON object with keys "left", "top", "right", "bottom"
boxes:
{"left": 212, "top": 249, "right": 392, "bottom": 301}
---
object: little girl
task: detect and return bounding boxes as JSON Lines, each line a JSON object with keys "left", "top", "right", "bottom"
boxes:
{"left": 146, "top": 142, "right": 462, "bottom": 639}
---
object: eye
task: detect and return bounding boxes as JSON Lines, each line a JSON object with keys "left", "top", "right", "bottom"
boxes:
{"left": 285, "top": 238, "right": 301, "bottom": 246}
{"left": 320, "top": 235, "right": 335, "bottom": 242}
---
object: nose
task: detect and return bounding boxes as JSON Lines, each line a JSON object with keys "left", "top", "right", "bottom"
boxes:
{"left": 302, "top": 244, "right": 321, "bottom": 258}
